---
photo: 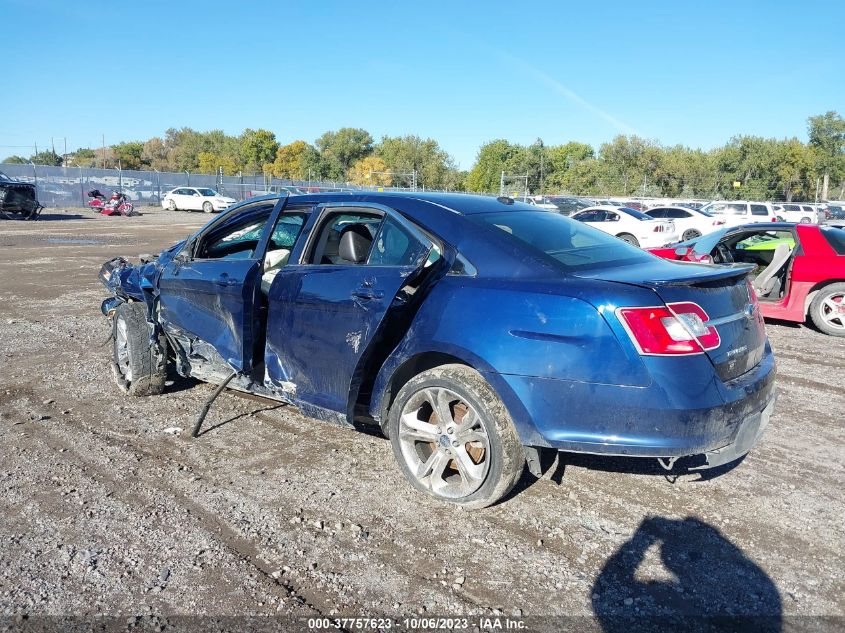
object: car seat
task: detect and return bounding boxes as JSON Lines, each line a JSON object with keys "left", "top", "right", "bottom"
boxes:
{"left": 261, "top": 248, "right": 291, "bottom": 295}
{"left": 338, "top": 224, "right": 373, "bottom": 264}
{"left": 752, "top": 243, "right": 792, "bottom": 298}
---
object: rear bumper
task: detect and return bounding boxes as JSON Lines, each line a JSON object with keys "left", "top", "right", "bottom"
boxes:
{"left": 491, "top": 344, "right": 776, "bottom": 461}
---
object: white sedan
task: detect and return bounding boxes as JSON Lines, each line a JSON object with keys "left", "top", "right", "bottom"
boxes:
{"left": 571, "top": 205, "right": 678, "bottom": 248}
{"left": 161, "top": 187, "right": 236, "bottom": 213}
{"left": 645, "top": 206, "right": 726, "bottom": 241}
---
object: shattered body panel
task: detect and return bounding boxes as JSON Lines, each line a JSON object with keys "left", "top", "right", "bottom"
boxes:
{"left": 99, "top": 192, "right": 777, "bottom": 467}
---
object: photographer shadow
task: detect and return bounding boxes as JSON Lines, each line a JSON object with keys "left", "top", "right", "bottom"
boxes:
{"left": 591, "top": 516, "right": 781, "bottom": 632}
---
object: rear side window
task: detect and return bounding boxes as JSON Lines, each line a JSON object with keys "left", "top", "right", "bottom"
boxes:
{"left": 470, "top": 210, "right": 652, "bottom": 271}
{"left": 368, "top": 216, "right": 429, "bottom": 266}
{"left": 820, "top": 227, "right": 845, "bottom": 254}
{"left": 751, "top": 204, "right": 770, "bottom": 216}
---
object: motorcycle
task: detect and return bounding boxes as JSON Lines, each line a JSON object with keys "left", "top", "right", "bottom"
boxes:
{"left": 87, "top": 189, "right": 136, "bottom": 216}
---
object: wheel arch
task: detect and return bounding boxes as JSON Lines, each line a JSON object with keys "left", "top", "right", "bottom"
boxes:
{"left": 803, "top": 279, "right": 845, "bottom": 317}
{"left": 370, "top": 347, "right": 533, "bottom": 444}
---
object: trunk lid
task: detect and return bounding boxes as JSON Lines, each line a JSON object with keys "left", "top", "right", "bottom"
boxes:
{"left": 575, "top": 260, "right": 766, "bottom": 381}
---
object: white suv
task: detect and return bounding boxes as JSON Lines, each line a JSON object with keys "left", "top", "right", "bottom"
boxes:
{"left": 773, "top": 203, "right": 818, "bottom": 224}
{"left": 699, "top": 200, "right": 777, "bottom": 227}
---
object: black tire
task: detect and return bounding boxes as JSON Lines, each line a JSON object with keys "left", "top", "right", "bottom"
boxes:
{"left": 167, "top": 199, "right": 177, "bottom": 211}
{"left": 808, "top": 283, "right": 845, "bottom": 337}
{"left": 799, "top": 216, "right": 811, "bottom": 224}
{"left": 111, "top": 302, "right": 167, "bottom": 395}
{"left": 202, "top": 201, "right": 214, "bottom": 213}
{"left": 388, "top": 364, "right": 524, "bottom": 509}
{"left": 682, "top": 228, "right": 702, "bottom": 241}
{"left": 617, "top": 233, "right": 640, "bottom": 247}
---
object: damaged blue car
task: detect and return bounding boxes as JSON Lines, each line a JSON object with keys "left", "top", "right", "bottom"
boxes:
{"left": 99, "top": 192, "right": 776, "bottom": 508}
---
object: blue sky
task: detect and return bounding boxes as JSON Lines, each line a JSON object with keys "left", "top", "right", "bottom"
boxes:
{"left": 1, "top": 0, "right": 842, "bottom": 168}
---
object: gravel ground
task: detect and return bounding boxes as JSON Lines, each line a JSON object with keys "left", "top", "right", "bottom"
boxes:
{"left": 0, "top": 208, "right": 842, "bottom": 630}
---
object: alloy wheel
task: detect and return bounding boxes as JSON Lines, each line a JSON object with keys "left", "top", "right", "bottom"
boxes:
{"left": 397, "top": 387, "right": 490, "bottom": 499}
{"left": 820, "top": 292, "right": 845, "bottom": 331}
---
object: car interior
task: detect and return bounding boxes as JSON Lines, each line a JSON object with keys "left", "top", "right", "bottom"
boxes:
{"left": 710, "top": 230, "right": 797, "bottom": 300}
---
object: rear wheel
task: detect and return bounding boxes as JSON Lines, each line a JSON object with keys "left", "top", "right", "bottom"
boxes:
{"left": 682, "top": 228, "right": 702, "bottom": 241}
{"left": 167, "top": 199, "right": 177, "bottom": 211}
{"left": 809, "top": 283, "right": 845, "bottom": 336}
{"left": 111, "top": 302, "right": 167, "bottom": 395}
{"left": 799, "top": 216, "right": 811, "bottom": 224}
{"left": 388, "top": 364, "right": 524, "bottom": 509}
{"left": 202, "top": 201, "right": 214, "bottom": 213}
{"left": 617, "top": 233, "right": 640, "bottom": 247}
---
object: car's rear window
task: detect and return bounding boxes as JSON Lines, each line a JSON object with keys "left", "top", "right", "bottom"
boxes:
{"left": 470, "top": 211, "right": 652, "bottom": 271}
{"left": 820, "top": 226, "right": 845, "bottom": 254}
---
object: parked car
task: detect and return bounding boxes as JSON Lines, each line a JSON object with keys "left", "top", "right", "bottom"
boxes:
{"left": 547, "top": 195, "right": 593, "bottom": 216}
{"left": 699, "top": 201, "right": 778, "bottom": 226}
{"left": 162, "top": 187, "right": 237, "bottom": 213}
{"left": 645, "top": 206, "right": 726, "bottom": 241}
{"left": 772, "top": 203, "right": 818, "bottom": 224}
{"left": 99, "top": 192, "right": 776, "bottom": 508}
{"left": 649, "top": 222, "right": 845, "bottom": 336}
{"left": 0, "top": 170, "right": 41, "bottom": 220}
{"left": 827, "top": 203, "right": 845, "bottom": 220}
{"left": 571, "top": 205, "right": 679, "bottom": 247}
{"left": 525, "top": 195, "right": 560, "bottom": 211}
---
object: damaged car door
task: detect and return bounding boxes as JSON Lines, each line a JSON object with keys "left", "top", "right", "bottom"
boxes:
{"left": 265, "top": 203, "right": 437, "bottom": 419}
{"left": 158, "top": 198, "right": 286, "bottom": 373}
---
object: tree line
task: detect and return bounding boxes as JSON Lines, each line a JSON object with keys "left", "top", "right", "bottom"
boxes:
{"left": 4, "top": 111, "right": 843, "bottom": 201}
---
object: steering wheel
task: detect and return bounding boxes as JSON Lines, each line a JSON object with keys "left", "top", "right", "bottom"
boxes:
{"left": 713, "top": 243, "right": 734, "bottom": 263}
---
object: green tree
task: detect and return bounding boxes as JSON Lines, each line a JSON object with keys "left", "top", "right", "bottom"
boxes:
{"left": 465, "top": 139, "right": 522, "bottom": 193}
{"left": 375, "top": 135, "right": 458, "bottom": 189}
{"left": 315, "top": 128, "right": 373, "bottom": 180}
{"left": 2, "top": 155, "right": 28, "bottom": 164}
{"left": 112, "top": 141, "right": 145, "bottom": 170}
{"left": 544, "top": 142, "right": 594, "bottom": 192}
{"left": 808, "top": 111, "right": 845, "bottom": 200}
{"left": 31, "top": 150, "right": 62, "bottom": 166}
{"left": 239, "top": 128, "right": 278, "bottom": 173}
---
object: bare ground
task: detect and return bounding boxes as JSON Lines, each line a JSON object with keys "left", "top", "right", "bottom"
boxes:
{"left": 0, "top": 208, "right": 842, "bottom": 627}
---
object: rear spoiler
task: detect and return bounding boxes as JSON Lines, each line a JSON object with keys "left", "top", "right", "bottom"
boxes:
{"left": 644, "top": 263, "right": 754, "bottom": 287}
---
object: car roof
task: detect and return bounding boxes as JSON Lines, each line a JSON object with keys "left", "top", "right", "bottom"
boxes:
{"left": 241, "top": 191, "right": 539, "bottom": 216}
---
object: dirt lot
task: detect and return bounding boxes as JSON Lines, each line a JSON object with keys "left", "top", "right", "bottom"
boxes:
{"left": 0, "top": 208, "right": 843, "bottom": 629}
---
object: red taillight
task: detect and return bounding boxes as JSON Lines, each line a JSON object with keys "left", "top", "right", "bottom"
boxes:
{"left": 713, "top": 219, "right": 725, "bottom": 225}
{"left": 617, "top": 302, "right": 720, "bottom": 356}
{"left": 653, "top": 225, "right": 663, "bottom": 232}
{"left": 771, "top": 217, "right": 777, "bottom": 222}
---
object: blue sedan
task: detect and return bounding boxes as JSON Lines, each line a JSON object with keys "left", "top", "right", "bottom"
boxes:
{"left": 99, "top": 192, "right": 776, "bottom": 508}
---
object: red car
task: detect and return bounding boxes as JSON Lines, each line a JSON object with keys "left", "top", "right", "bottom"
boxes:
{"left": 649, "top": 222, "right": 845, "bottom": 336}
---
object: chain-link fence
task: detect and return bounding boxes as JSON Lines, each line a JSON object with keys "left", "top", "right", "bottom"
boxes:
{"left": 0, "top": 163, "right": 422, "bottom": 208}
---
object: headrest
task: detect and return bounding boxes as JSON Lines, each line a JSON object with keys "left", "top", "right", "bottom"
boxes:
{"left": 338, "top": 224, "right": 372, "bottom": 264}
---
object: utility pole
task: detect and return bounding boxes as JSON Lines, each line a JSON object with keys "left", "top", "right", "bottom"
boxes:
{"left": 102, "top": 134, "right": 106, "bottom": 169}
{"left": 500, "top": 171, "right": 505, "bottom": 197}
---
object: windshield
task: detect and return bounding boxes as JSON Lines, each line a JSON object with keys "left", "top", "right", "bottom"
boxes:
{"left": 691, "top": 208, "right": 715, "bottom": 217}
{"left": 197, "top": 188, "right": 217, "bottom": 196}
{"left": 619, "top": 207, "right": 654, "bottom": 220}
{"left": 470, "top": 210, "right": 653, "bottom": 272}
{"left": 0, "top": 171, "right": 12, "bottom": 182}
